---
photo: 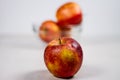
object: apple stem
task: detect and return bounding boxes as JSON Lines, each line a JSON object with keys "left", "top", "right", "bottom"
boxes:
{"left": 59, "top": 38, "right": 62, "bottom": 44}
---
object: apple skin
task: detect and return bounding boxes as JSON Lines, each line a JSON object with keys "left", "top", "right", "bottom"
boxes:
{"left": 56, "top": 2, "right": 83, "bottom": 27}
{"left": 44, "top": 37, "right": 83, "bottom": 78}
{"left": 39, "top": 20, "right": 61, "bottom": 43}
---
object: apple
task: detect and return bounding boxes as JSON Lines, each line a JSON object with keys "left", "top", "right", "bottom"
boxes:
{"left": 39, "top": 20, "right": 61, "bottom": 43}
{"left": 60, "top": 27, "right": 71, "bottom": 37}
{"left": 44, "top": 37, "right": 83, "bottom": 78}
{"left": 56, "top": 2, "right": 83, "bottom": 27}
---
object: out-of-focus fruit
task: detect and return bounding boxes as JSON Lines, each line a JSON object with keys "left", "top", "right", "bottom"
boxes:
{"left": 39, "top": 20, "right": 61, "bottom": 43}
{"left": 56, "top": 2, "right": 83, "bottom": 27}
{"left": 60, "top": 27, "right": 71, "bottom": 37}
{"left": 44, "top": 37, "right": 83, "bottom": 78}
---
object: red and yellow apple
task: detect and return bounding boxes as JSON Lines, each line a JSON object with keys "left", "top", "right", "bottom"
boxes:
{"left": 39, "top": 20, "right": 61, "bottom": 43}
{"left": 44, "top": 37, "right": 83, "bottom": 78}
{"left": 56, "top": 2, "right": 83, "bottom": 27}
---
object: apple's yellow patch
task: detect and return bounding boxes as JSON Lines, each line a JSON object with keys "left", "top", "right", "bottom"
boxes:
{"left": 61, "top": 48, "right": 74, "bottom": 61}
{"left": 47, "top": 61, "right": 59, "bottom": 72}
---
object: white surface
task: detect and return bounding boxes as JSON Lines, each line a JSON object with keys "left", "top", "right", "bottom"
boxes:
{"left": 0, "top": 0, "right": 120, "bottom": 36}
{"left": 0, "top": 35, "right": 120, "bottom": 80}
{"left": 0, "top": 0, "right": 120, "bottom": 79}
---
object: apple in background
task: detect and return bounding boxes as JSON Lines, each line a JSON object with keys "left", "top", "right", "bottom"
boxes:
{"left": 60, "top": 27, "right": 71, "bottom": 37}
{"left": 56, "top": 2, "right": 83, "bottom": 27}
{"left": 39, "top": 20, "right": 61, "bottom": 43}
{"left": 44, "top": 37, "right": 83, "bottom": 78}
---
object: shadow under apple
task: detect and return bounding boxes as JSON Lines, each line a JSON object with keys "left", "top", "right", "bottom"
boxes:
{"left": 18, "top": 65, "right": 104, "bottom": 80}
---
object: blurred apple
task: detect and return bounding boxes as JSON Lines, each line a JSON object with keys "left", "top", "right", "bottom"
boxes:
{"left": 60, "top": 27, "right": 71, "bottom": 37}
{"left": 56, "top": 2, "right": 83, "bottom": 27}
{"left": 44, "top": 37, "right": 83, "bottom": 78}
{"left": 39, "top": 20, "right": 61, "bottom": 43}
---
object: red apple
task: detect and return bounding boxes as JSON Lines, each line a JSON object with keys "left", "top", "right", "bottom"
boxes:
{"left": 39, "top": 20, "right": 61, "bottom": 43}
{"left": 44, "top": 37, "right": 83, "bottom": 78}
{"left": 56, "top": 2, "right": 83, "bottom": 27}
{"left": 60, "top": 27, "right": 71, "bottom": 37}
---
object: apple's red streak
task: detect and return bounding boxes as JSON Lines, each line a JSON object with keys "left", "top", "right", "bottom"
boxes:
{"left": 57, "top": 14, "right": 82, "bottom": 27}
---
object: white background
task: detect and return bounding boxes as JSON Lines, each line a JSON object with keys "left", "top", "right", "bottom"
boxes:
{"left": 0, "top": 0, "right": 120, "bottom": 80}
{"left": 0, "top": 0, "right": 120, "bottom": 37}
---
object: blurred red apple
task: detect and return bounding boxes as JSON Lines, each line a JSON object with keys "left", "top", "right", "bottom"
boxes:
{"left": 60, "top": 27, "right": 71, "bottom": 37}
{"left": 56, "top": 2, "right": 83, "bottom": 27}
{"left": 44, "top": 37, "right": 83, "bottom": 78}
{"left": 39, "top": 20, "right": 61, "bottom": 43}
